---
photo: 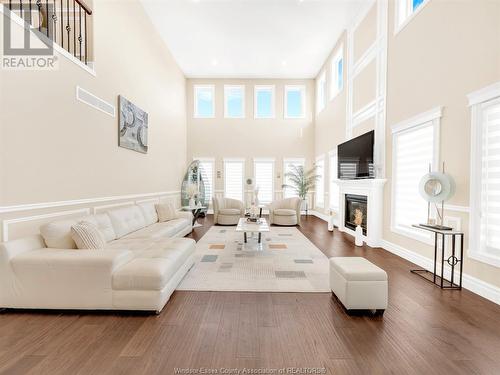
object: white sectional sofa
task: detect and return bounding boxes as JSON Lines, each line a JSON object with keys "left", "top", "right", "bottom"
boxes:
{"left": 0, "top": 202, "right": 195, "bottom": 313}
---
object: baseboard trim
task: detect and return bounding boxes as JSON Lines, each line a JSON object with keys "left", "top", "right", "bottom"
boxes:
{"left": 381, "top": 239, "right": 500, "bottom": 306}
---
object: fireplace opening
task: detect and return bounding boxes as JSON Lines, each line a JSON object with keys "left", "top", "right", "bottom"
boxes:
{"left": 345, "top": 194, "right": 367, "bottom": 235}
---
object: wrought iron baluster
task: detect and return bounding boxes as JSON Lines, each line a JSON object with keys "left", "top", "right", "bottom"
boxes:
{"left": 52, "top": 0, "right": 57, "bottom": 43}
{"left": 78, "top": 4, "right": 82, "bottom": 61}
{"left": 73, "top": 0, "right": 76, "bottom": 57}
{"left": 29, "top": 0, "right": 32, "bottom": 26}
{"left": 66, "top": 0, "right": 70, "bottom": 53}
{"left": 84, "top": 12, "right": 87, "bottom": 64}
{"left": 19, "top": 0, "right": 22, "bottom": 20}
{"left": 36, "top": 0, "right": 41, "bottom": 31}
{"left": 45, "top": 0, "right": 49, "bottom": 36}
{"left": 60, "top": 0, "right": 63, "bottom": 48}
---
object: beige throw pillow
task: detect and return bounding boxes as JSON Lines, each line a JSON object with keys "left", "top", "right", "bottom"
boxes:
{"left": 71, "top": 221, "right": 106, "bottom": 250}
{"left": 156, "top": 203, "right": 177, "bottom": 222}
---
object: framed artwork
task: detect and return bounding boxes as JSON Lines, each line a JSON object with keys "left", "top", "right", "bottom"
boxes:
{"left": 119, "top": 95, "right": 148, "bottom": 153}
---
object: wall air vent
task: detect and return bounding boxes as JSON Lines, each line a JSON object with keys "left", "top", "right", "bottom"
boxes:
{"left": 76, "top": 86, "right": 116, "bottom": 117}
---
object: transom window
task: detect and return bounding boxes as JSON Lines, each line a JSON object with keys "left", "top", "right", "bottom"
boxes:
{"left": 254, "top": 159, "right": 275, "bottom": 204}
{"left": 224, "top": 85, "right": 245, "bottom": 118}
{"left": 224, "top": 159, "right": 245, "bottom": 201}
{"left": 395, "top": 0, "right": 430, "bottom": 34}
{"left": 316, "top": 72, "right": 326, "bottom": 114}
{"left": 194, "top": 85, "right": 215, "bottom": 118}
{"left": 284, "top": 85, "right": 306, "bottom": 119}
{"left": 254, "top": 85, "right": 275, "bottom": 119}
{"left": 330, "top": 47, "right": 343, "bottom": 100}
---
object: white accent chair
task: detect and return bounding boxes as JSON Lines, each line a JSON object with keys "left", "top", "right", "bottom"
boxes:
{"left": 212, "top": 197, "right": 244, "bottom": 225}
{"left": 329, "top": 257, "right": 388, "bottom": 315}
{"left": 268, "top": 197, "right": 302, "bottom": 226}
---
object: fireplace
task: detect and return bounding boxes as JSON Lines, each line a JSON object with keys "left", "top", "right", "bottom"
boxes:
{"left": 345, "top": 194, "right": 367, "bottom": 235}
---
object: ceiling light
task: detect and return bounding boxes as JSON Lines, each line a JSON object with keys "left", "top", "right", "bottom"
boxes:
{"left": 281, "top": 60, "right": 287, "bottom": 67}
{"left": 211, "top": 59, "right": 218, "bottom": 66}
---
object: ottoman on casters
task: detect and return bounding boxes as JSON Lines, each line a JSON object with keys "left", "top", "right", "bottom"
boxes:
{"left": 329, "top": 257, "right": 388, "bottom": 315}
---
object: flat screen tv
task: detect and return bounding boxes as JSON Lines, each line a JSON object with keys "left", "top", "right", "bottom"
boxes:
{"left": 337, "top": 130, "right": 375, "bottom": 179}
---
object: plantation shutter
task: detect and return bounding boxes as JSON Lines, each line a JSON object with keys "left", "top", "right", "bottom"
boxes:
{"left": 329, "top": 153, "right": 340, "bottom": 210}
{"left": 315, "top": 157, "right": 325, "bottom": 207}
{"left": 199, "top": 160, "right": 214, "bottom": 204}
{"left": 254, "top": 160, "right": 274, "bottom": 204}
{"left": 393, "top": 122, "right": 435, "bottom": 232}
{"left": 283, "top": 159, "right": 305, "bottom": 198}
{"left": 481, "top": 99, "right": 500, "bottom": 253}
{"left": 224, "top": 160, "right": 244, "bottom": 201}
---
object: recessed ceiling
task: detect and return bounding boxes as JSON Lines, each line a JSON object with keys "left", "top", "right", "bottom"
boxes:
{"left": 140, "top": 0, "right": 364, "bottom": 78}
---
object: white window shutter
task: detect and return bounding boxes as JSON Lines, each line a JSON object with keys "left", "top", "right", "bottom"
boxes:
{"left": 224, "top": 160, "right": 244, "bottom": 201}
{"left": 254, "top": 161, "right": 274, "bottom": 204}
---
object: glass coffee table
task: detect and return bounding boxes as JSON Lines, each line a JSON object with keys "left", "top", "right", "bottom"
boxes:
{"left": 181, "top": 205, "right": 207, "bottom": 228}
{"left": 236, "top": 217, "right": 270, "bottom": 250}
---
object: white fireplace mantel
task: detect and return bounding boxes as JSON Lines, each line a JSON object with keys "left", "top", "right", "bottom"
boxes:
{"left": 334, "top": 179, "right": 387, "bottom": 247}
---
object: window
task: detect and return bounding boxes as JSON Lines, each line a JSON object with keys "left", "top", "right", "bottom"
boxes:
{"left": 283, "top": 158, "right": 305, "bottom": 199}
{"left": 330, "top": 47, "right": 343, "bottom": 100}
{"left": 329, "top": 151, "right": 340, "bottom": 210}
{"left": 391, "top": 107, "right": 441, "bottom": 241}
{"left": 284, "top": 85, "right": 306, "bottom": 119}
{"left": 468, "top": 83, "right": 500, "bottom": 267}
{"left": 224, "top": 159, "right": 244, "bottom": 201}
{"left": 197, "top": 158, "right": 214, "bottom": 204}
{"left": 315, "top": 156, "right": 325, "bottom": 208}
{"left": 316, "top": 72, "right": 326, "bottom": 114}
{"left": 395, "top": 0, "right": 430, "bottom": 34}
{"left": 224, "top": 85, "right": 245, "bottom": 118}
{"left": 194, "top": 85, "right": 215, "bottom": 118}
{"left": 254, "top": 159, "right": 274, "bottom": 204}
{"left": 254, "top": 85, "right": 275, "bottom": 119}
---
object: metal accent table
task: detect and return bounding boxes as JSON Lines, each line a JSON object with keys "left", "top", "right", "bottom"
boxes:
{"left": 181, "top": 205, "right": 207, "bottom": 228}
{"left": 411, "top": 224, "right": 464, "bottom": 289}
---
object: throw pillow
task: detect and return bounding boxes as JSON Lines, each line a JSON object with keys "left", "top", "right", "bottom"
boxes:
{"left": 71, "top": 221, "right": 106, "bottom": 250}
{"left": 156, "top": 202, "right": 177, "bottom": 222}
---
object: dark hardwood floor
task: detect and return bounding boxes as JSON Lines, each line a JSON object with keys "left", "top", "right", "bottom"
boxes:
{"left": 1, "top": 215, "right": 500, "bottom": 374}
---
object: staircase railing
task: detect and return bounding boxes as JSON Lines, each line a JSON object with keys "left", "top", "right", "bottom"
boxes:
{"left": 5, "top": 0, "right": 93, "bottom": 65}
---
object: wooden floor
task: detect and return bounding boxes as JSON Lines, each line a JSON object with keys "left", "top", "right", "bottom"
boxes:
{"left": 1, "top": 215, "right": 500, "bottom": 375}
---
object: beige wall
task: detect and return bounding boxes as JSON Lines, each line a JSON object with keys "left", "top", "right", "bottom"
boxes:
{"left": 313, "top": 32, "right": 348, "bottom": 212}
{"left": 0, "top": 0, "right": 187, "bottom": 206}
{"left": 353, "top": 3, "right": 377, "bottom": 63}
{"left": 186, "top": 78, "right": 315, "bottom": 195}
{"left": 384, "top": 0, "right": 500, "bottom": 287}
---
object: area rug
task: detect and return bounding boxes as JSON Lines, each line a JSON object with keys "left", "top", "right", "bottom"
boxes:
{"left": 177, "top": 226, "right": 330, "bottom": 292}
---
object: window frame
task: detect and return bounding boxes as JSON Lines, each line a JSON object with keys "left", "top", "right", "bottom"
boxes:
{"left": 390, "top": 107, "right": 442, "bottom": 244}
{"left": 315, "top": 155, "right": 325, "bottom": 208}
{"left": 253, "top": 158, "right": 275, "bottom": 205}
{"left": 394, "top": 0, "right": 431, "bottom": 35}
{"left": 283, "top": 157, "right": 305, "bottom": 199}
{"left": 329, "top": 150, "right": 340, "bottom": 211}
{"left": 194, "top": 157, "right": 215, "bottom": 205}
{"left": 284, "top": 85, "right": 306, "bottom": 119}
{"left": 330, "top": 46, "right": 344, "bottom": 101}
{"left": 254, "top": 85, "right": 276, "bottom": 119}
{"left": 193, "top": 84, "right": 215, "bottom": 119}
{"left": 316, "top": 72, "right": 326, "bottom": 114}
{"left": 468, "top": 82, "right": 500, "bottom": 268}
{"left": 224, "top": 85, "right": 245, "bottom": 119}
{"left": 223, "top": 158, "right": 245, "bottom": 202}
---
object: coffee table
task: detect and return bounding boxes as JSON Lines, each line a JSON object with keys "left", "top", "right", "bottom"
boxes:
{"left": 236, "top": 218, "right": 270, "bottom": 249}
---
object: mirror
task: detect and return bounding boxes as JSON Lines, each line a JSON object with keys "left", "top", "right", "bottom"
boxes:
{"left": 424, "top": 179, "right": 443, "bottom": 197}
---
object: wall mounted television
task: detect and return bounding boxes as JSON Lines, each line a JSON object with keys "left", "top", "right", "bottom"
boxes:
{"left": 337, "top": 130, "right": 375, "bottom": 179}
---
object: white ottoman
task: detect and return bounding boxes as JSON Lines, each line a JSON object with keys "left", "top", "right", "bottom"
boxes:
{"left": 329, "top": 257, "right": 388, "bottom": 315}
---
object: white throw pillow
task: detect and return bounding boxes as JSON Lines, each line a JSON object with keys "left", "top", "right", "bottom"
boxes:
{"left": 71, "top": 222, "right": 106, "bottom": 250}
{"left": 156, "top": 203, "right": 177, "bottom": 222}
{"left": 40, "top": 219, "right": 79, "bottom": 249}
{"left": 80, "top": 213, "right": 117, "bottom": 242}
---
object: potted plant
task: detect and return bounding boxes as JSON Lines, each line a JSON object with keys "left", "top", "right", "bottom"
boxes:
{"left": 282, "top": 164, "right": 320, "bottom": 212}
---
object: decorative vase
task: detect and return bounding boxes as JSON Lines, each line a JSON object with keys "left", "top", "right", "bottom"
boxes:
{"left": 355, "top": 225, "right": 363, "bottom": 246}
{"left": 328, "top": 211, "right": 335, "bottom": 232}
{"left": 189, "top": 197, "right": 195, "bottom": 207}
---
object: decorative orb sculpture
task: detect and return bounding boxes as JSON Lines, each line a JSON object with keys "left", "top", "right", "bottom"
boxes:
{"left": 418, "top": 172, "right": 455, "bottom": 203}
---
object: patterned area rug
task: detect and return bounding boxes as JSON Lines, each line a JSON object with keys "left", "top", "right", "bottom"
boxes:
{"left": 177, "top": 225, "right": 330, "bottom": 292}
